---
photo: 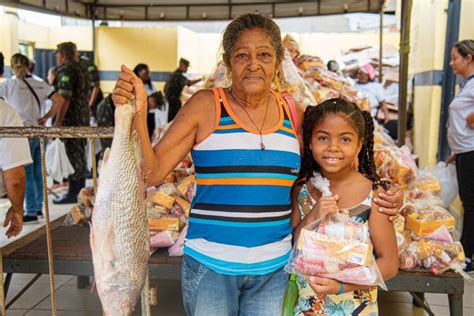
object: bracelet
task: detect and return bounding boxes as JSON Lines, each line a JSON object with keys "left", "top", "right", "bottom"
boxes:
{"left": 337, "top": 282, "right": 345, "bottom": 295}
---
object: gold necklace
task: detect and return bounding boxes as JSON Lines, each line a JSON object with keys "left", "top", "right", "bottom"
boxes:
{"left": 229, "top": 89, "right": 271, "bottom": 150}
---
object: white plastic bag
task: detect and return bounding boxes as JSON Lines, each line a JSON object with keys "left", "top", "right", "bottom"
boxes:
{"left": 86, "top": 138, "right": 102, "bottom": 171}
{"left": 45, "top": 139, "right": 75, "bottom": 182}
{"left": 428, "top": 162, "right": 458, "bottom": 208}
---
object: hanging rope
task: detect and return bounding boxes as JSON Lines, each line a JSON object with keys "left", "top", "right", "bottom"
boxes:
{"left": 1, "top": 248, "right": 5, "bottom": 316}
{"left": 40, "top": 138, "right": 57, "bottom": 316}
{"left": 0, "top": 127, "right": 113, "bottom": 315}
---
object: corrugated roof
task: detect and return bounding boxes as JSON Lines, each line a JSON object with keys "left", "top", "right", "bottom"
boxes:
{"left": 2, "top": 0, "right": 384, "bottom": 21}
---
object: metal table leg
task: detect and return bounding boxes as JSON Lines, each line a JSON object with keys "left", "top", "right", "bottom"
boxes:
{"left": 3, "top": 274, "right": 12, "bottom": 299}
{"left": 6, "top": 274, "right": 42, "bottom": 309}
{"left": 448, "top": 293, "right": 463, "bottom": 316}
{"left": 77, "top": 276, "right": 90, "bottom": 289}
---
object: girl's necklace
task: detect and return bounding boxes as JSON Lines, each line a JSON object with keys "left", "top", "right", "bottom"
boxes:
{"left": 229, "top": 89, "right": 270, "bottom": 150}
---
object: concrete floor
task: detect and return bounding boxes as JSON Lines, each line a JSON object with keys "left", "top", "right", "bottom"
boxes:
{"left": 2, "top": 273, "right": 474, "bottom": 315}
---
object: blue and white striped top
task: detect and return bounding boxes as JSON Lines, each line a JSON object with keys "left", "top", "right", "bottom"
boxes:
{"left": 184, "top": 87, "right": 301, "bottom": 275}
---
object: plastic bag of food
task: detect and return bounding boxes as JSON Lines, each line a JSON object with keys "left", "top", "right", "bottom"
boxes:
{"left": 417, "top": 238, "right": 467, "bottom": 276}
{"left": 168, "top": 225, "right": 188, "bottom": 256}
{"left": 150, "top": 230, "right": 176, "bottom": 249}
{"left": 278, "top": 49, "right": 316, "bottom": 110}
{"left": 374, "top": 144, "right": 417, "bottom": 189}
{"left": 399, "top": 241, "right": 420, "bottom": 271}
{"left": 204, "top": 60, "right": 230, "bottom": 89}
{"left": 286, "top": 213, "right": 387, "bottom": 290}
{"left": 426, "top": 162, "right": 458, "bottom": 208}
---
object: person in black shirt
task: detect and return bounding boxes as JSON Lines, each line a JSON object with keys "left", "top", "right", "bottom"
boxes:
{"left": 164, "top": 58, "right": 201, "bottom": 122}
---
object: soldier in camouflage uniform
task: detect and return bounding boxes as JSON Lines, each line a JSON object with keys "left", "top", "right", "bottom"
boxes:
{"left": 52, "top": 42, "right": 90, "bottom": 204}
{"left": 164, "top": 58, "right": 201, "bottom": 122}
{"left": 80, "top": 55, "right": 103, "bottom": 118}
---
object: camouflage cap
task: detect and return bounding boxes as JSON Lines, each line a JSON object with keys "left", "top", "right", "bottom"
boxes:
{"left": 55, "top": 42, "right": 77, "bottom": 54}
{"left": 179, "top": 57, "right": 190, "bottom": 67}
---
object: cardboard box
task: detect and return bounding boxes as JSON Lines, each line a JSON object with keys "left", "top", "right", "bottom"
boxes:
{"left": 406, "top": 213, "right": 455, "bottom": 236}
{"left": 152, "top": 191, "right": 175, "bottom": 209}
{"left": 175, "top": 196, "right": 191, "bottom": 217}
{"left": 148, "top": 216, "right": 180, "bottom": 231}
{"left": 177, "top": 175, "right": 195, "bottom": 196}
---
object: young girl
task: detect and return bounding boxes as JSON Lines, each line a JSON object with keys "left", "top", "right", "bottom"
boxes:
{"left": 291, "top": 98, "right": 398, "bottom": 315}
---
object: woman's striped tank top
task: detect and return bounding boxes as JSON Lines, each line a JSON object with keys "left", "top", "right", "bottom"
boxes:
{"left": 184, "top": 87, "right": 301, "bottom": 275}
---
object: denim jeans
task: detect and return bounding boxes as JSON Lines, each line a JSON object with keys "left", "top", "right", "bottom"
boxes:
{"left": 456, "top": 151, "right": 474, "bottom": 258}
{"left": 181, "top": 254, "right": 288, "bottom": 316}
{"left": 25, "top": 138, "right": 43, "bottom": 216}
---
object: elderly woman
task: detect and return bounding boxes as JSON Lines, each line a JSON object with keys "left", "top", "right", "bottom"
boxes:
{"left": 354, "top": 64, "right": 389, "bottom": 121}
{"left": 113, "top": 14, "right": 401, "bottom": 316}
{"left": 446, "top": 39, "right": 474, "bottom": 270}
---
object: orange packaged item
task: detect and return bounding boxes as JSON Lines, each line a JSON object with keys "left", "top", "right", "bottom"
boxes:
{"left": 175, "top": 196, "right": 191, "bottom": 217}
{"left": 392, "top": 214, "right": 405, "bottom": 233}
{"left": 148, "top": 216, "right": 180, "bottom": 232}
{"left": 177, "top": 175, "right": 196, "bottom": 196}
{"left": 406, "top": 209, "right": 455, "bottom": 236}
{"left": 152, "top": 192, "right": 175, "bottom": 209}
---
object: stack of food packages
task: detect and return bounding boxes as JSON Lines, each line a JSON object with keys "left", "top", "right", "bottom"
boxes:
{"left": 278, "top": 34, "right": 370, "bottom": 112}
{"left": 70, "top": 155, "right": 196, "bottom": 257}
{"left": 373, "top": 126, "right": 468, "bottom": 277}
{"left": 146, "top": 155, "right": 195, "bottom": 256}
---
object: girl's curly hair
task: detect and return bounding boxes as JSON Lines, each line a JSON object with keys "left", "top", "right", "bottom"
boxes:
{"left": 299, "top": 98, "right": 390, "bottom": 190}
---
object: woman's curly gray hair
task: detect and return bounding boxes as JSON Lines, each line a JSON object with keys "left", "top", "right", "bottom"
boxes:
{"left": 221, "top": 13, "right": 283, "bottom": 67}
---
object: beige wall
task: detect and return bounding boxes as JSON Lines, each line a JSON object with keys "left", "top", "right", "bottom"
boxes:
{"left": 0, "top": 9, "right": 20, "bottom": 67}
{"left": 410, "top": 0, "right": 449, "bottom": 167}
{"left": 459, "top": 0, "right": 474, "bottom": 41}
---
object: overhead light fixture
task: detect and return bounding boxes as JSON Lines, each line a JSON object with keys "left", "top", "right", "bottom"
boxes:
{"left": 160, "top": 11, "right": 165, "bottom": 19}
{"left": 202, "top": 11, "right": 207, "bottom": 19}
{"left": 298, "top": 7, "right": 303, "bottom": 15}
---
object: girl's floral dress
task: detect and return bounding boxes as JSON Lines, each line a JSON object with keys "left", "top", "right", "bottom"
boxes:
{"left": 294, "top": 183, "right": 378, "bottom": 316}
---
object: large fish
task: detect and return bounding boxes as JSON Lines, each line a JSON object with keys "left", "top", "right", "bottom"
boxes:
{"left": 90, "top": 101, "right": 150, "bottom": 315}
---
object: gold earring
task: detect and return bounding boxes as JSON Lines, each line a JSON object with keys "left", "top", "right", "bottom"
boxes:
{"left": 351, "top": 156, "right": 359, "bottom": 170}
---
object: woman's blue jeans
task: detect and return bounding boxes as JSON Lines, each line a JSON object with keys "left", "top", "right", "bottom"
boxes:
{"left": 181, "top": 254, "right": 288, "bottom": 316}
{"left": 24, "top": 138, "right": 44, "bottom": 216}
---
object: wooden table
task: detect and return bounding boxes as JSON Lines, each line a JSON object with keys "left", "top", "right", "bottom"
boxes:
{"left": 2, "top": 226, "right": 465, "bottom": 315}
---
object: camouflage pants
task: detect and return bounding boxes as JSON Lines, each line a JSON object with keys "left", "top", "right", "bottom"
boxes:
{"left": 64, "top": 138, "right": 87, "bottom": 180}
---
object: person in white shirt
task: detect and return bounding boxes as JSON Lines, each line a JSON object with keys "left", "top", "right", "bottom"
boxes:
{"left": 445, "top": 40, "right": 474, "bottom": 268}
{"left": 354, "top": 63, "right": 389, "bottom": 121}
{"left": 133, "top": 63, "right": 158, "bottom": 96}
{"left": 0, "top": 99, "right": 32, "bottom": 237}
{"left": 0, "top": 53, "right": 61, "bottom": 223}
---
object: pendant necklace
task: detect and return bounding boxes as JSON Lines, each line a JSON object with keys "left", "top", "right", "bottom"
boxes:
{"left": 229, "top": 89, "right": 270, "bottom": 150}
